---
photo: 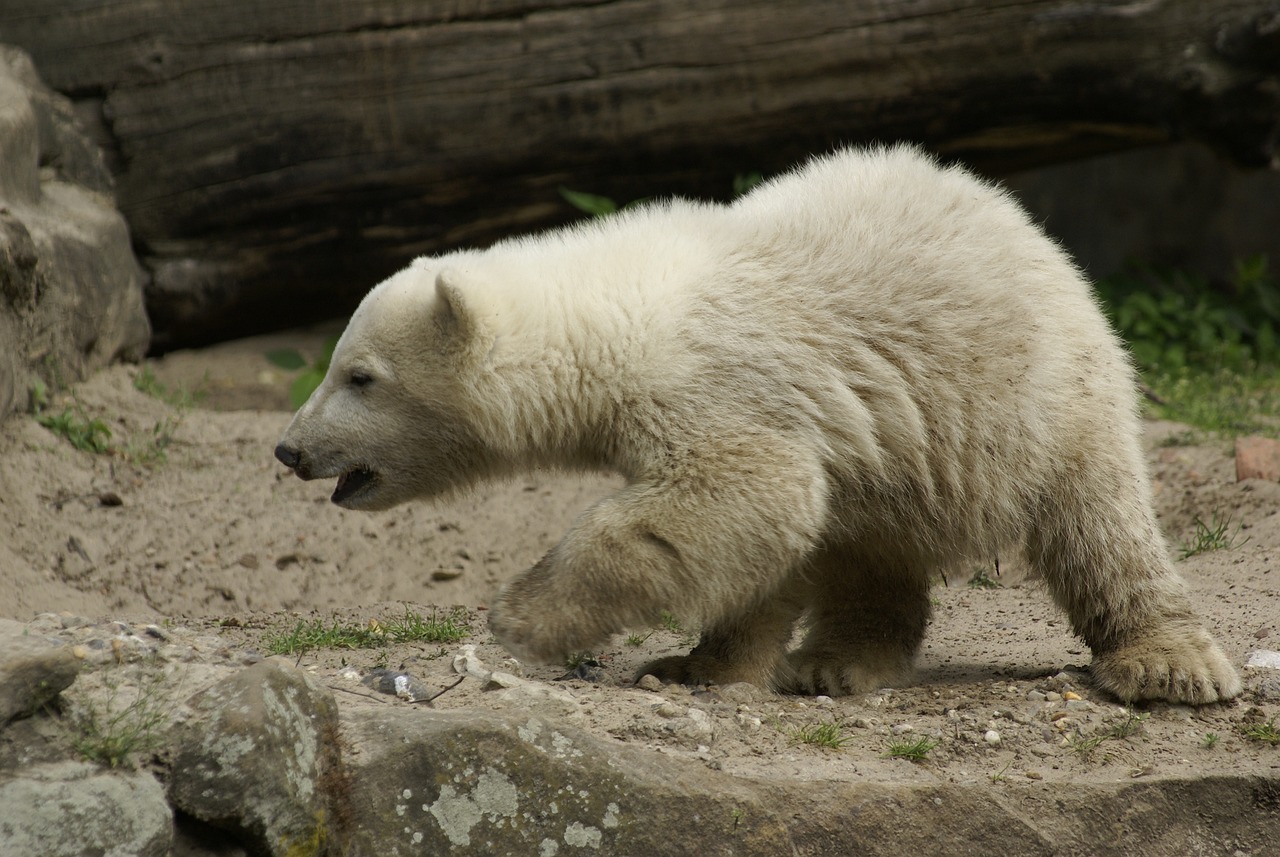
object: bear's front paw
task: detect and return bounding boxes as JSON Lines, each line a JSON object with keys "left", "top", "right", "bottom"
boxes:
{"left": 1091, "top": 626, "right": 1241, "bottom": 704}
{"left": 487, "top": 582, "right": 613, "bottom": 666}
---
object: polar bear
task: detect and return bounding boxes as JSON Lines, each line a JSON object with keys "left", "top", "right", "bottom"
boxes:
{"left": 275, "top": 145, "right": 1240, "bottom": 704}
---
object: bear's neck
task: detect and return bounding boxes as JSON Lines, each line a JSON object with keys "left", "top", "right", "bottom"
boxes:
{"left": 472, "top": 209, "right": 716, "bottom": 480}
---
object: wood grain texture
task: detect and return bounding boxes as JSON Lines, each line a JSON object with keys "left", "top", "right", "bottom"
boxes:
{"left": 2, "top": 1, "right": 1277, "bottom": 348}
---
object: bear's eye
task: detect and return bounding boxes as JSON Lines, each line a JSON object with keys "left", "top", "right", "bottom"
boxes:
{"left": 350, "top": 372, "right": 373, "bottom": 388}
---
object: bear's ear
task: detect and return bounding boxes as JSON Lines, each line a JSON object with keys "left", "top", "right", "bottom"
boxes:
{"left": 433, "top": 269, "right": 491, "bottom": 354}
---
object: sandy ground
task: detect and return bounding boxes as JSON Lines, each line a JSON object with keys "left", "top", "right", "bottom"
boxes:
{"left": 2, "top": 329, "right": 1279, "bottom": 790}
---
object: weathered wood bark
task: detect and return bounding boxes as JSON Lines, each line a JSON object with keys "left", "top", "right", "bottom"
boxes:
{"left": 2, "top": 0, "right": 1278, "bottom": 349}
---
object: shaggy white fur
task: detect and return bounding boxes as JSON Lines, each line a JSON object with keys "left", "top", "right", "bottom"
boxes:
{"left": 277, "top": 145, "right": 1240, "bottom": 704}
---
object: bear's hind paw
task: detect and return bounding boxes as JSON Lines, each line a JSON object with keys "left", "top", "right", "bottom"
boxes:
{"left": 1091, "top": 629, "right": 1242, "bottom": 705}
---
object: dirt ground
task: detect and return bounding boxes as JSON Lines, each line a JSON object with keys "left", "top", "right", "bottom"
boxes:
{"left": 2, "top": 328, "right": 1279, "bottom": 789}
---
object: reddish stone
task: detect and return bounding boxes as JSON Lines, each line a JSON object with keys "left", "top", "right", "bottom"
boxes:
{"left": 1235, "top": 435, "right": 1280, "bottom": 482}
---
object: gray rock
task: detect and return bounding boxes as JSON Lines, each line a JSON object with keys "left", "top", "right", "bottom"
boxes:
{"left": 341, "top": 705, "right": 1280, "bottom": 856}
{"left": 0, "top": 629, "right": 80, "bottom": 727}
{"left": 344, "top": 708, "right": 793, "bottom": 855}
{"left": 166, "top": 658, "right": 343, "bottom": 857}
{"left": 0, "top": 760, "right": 171, "bottom": 857}
{"left": 0, "top": 46, "right": 148, "bottom": 420}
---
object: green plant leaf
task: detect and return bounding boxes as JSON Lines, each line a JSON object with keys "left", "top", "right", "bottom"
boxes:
{"left": 558, "top": 187, "right": 618, "bottom": 217}
{"left": 289, "top": 371, "right": 325, "bottom": 409}
{"left": 733, "top": 171, "right": 764, "bottom": 196}
{"left": 266, "top": 348, "right": 307, "bottom": 371}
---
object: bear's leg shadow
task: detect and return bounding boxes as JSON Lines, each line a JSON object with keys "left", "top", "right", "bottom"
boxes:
{"left": 781, "top": 546, "right": 932, "bottom": 696}
{"left": 1027, "top": 465, "right": 1241, "bottom": 704}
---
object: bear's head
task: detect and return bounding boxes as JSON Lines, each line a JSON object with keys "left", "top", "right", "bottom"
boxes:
{"left": 274, "top": 260, "right": 500, "bottom": 510}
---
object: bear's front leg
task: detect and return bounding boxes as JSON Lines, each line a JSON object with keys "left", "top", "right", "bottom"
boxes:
{"left": 487, "top": 527, "right": 674, "bottom": 664}
{"left": 489, "top": 442, "right": 828, "bottom": 667}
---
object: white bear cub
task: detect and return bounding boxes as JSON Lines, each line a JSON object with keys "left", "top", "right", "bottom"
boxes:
{"left": 276, "top": 145, "right": 1240, "bottom": 704}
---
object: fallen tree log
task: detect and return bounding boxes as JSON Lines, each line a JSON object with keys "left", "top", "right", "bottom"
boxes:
{"left": 2, "top": 0, "right": 1278, "bottom": 349}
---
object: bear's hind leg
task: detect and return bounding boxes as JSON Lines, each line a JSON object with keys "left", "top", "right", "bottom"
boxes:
{"left": 782, "top": 548, "right": 931, "bottom": 696}
{"left": 1028, "top": 472, "right": 1241, "bottom": 705}
{"left": 638, "top": 580, "right": 808, "bottom": 689}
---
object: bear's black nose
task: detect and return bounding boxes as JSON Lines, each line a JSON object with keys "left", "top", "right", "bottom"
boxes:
{"left": 274, "top": 444, "right": 301, "bottom": 469}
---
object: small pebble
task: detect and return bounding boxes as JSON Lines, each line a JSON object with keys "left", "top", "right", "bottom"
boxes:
{"left": 654, "top": 702, "right": 681, "bottom": 719}
{"left": 984, "top": 729, "right": 1001, "bottom": 745}
{"left": 891, "top": 723, "right": 914, "bottom": 735}
{"left": 636, "top": 674, "right": 663, "bottom": 692}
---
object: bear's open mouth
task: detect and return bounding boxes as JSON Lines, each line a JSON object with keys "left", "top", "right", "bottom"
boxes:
{"left": 332, "top": 467, "right": 377, "bottom": 504}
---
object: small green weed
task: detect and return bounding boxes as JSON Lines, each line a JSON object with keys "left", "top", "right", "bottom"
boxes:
{"left": 967, "top": 566, "right": 1001, "bottom": 589}
{"left": 1179, "top": 511, "right": 1249, "bottom": 560}
{"left": 1241, "top": 716, "right": 1280, "bottom": 746}
{"left": 266, "top": 337, "right": 339, "bottom": 409}
{"left": 1109, "top": 708, "right": 1149, "bottom": 740}
{"left": 1202, "top": 732, "right": 1221, "bottom": 749}
{"left": 789, "top": 720, "right": 852, "bottom": 750}
{"left": 624, "top": 631, "right": 653, "bottom": 647}
{"left": 72, "top": 664, "right": 170, "bottom": 769}
{"left": 33, "top": 388, "right": 112, "bottom": 453}
{"left": 886, "top": 735, "right": 939, "bottom": 762}
{"left": 132, "top": 366, "right": 206, "bottom": 410}
{"left": 658, "top": 611, "right": 683, "bottom": 633}
{"left": 1068, "top": 708, "right": 1148, "bottom": 757}
{"left": 264, "top": 607, "right": 470, "bottom": 656}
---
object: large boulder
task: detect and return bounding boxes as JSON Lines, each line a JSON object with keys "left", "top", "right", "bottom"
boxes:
{"left": 0, "top": 760, "right": 172, "bottom": 857}
{"left": 0, "top": 46, "right": 149, "bottom": 418}
{"left": 166, "top": 658, "right": 345, "bottom": 857}
{"left": 0, "top": 620, "right": 81, "bottom": 728}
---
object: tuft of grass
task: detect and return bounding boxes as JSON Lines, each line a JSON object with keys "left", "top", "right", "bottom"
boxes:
{"left": 789, "top": 720, "right": 853, "bottom": 750}
{"left": 132, "top": 366, "right": 206, "bottom": 410}
{"left": 564, "top": 651, "right": 598, "bottom": 671}
{"left": 658, "top": 611, "right": 683, "bottom": 633}
{"left": 72, "top": 664, "right": 170, "bottom": 769}
{"left": 1179, "top": 510, "right": 1249, "bottom": 560}
{"left": 886, "top": 735, "right": 939, "bottom": 762}
{"left": 624, "top": 631, "right": 653, "bottom": 647}
{"left": 967, "top": 566, "right": 1001, "bottom": 589}
{"left": 119, "top": 415, "right": 182, "bottom": 465}
{"left": 264, "top": 607, "right": 470, "bottom": 656}
{"left": 1143, "top": 366, "right": 1280, "bottom": 438}
{"left": 266, "top": 337, "right": 339, "bottom": 409}
{"left": 35, "top": 404, "right": 112, "bottom": 453}
{"left": 1202, "top": 732, "right": 1221, "bottom": 749}
{"left": 1241, "top": 716, "right": 1280, "bottom": 746}
{"left": 1068, "top": 708, "right": 1148, "bottom": 757}
{"left": 1109, "top": 708, "right": 1149, "bottom": 740}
